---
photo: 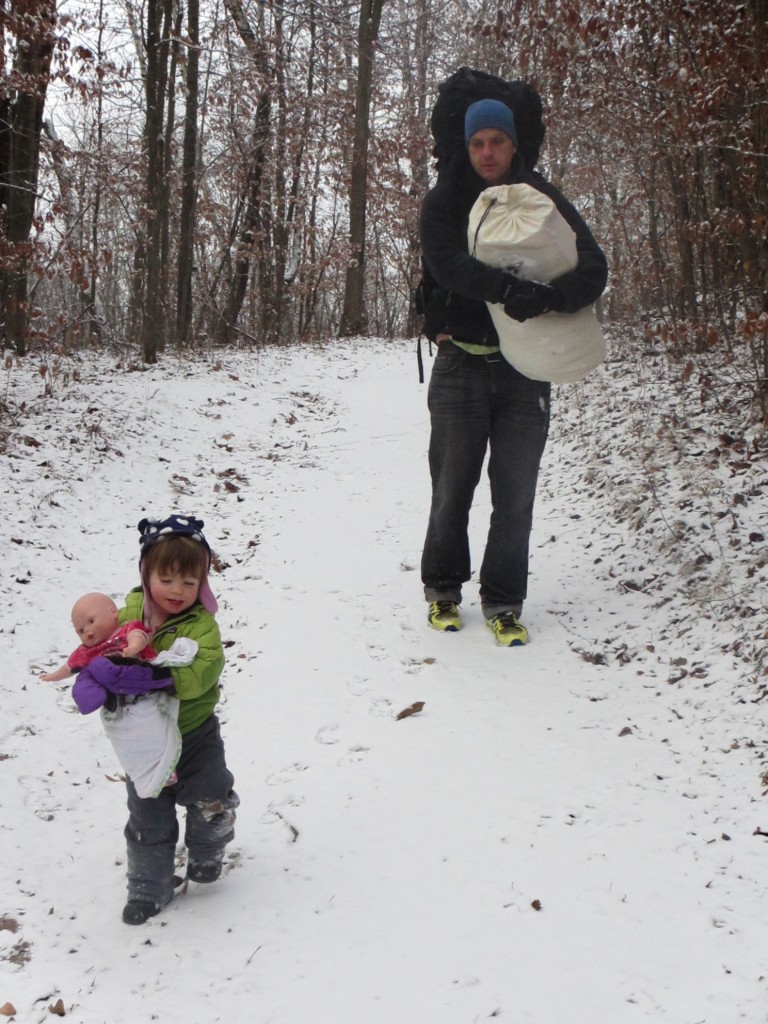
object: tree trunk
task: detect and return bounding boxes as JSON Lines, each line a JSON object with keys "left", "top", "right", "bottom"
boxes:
{"left": 220, "top": 0, "right": 271, "bottom": 346}
{"left": 140, "top": 0, "right": 174, "bottom": 363}
{"left": 0, "top": 0, "right": 56, "bottom": 356}
{"left": 338, "top": 0, "right": 385, "bottom": 337}
{"left": 87, "top": 0, "right": 107, "bottom": 344}
{"left": 176, "top": 0, "right": 199, "bottom": 348}
{"left": 665, "top": 153, "right": 698, "bottom": 320}
{"left": 400, "top": 0, "right": 430, "bottom": 337}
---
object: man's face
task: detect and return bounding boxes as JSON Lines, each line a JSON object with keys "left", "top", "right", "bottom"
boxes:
{"left": 467, "top": 128, "right": 517, "bottom": 185}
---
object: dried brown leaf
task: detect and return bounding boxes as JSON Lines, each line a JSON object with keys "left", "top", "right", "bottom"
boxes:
{"left": 396, "top": 701, "right": 425, "bottom": 721}
{"left": 6, "top": 940, "right": 31, "bottom": 965}
{"left": 48, "top": 998, "right": 65, "bottom": 1016}
{"left": 572, "top": 646, "right": 607, "bottom": 665}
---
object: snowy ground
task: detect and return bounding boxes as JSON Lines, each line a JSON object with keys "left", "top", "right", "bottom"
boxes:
{"left": 1, "top": 336, "right": 766, "bottom": 1023}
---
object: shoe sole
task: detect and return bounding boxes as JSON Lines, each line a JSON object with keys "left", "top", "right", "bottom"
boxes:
{"left": 122, "top": 902, "right": 163, "bottom": 925}
{"left": 187, "top": 867, "right": 222, "bottom": 883}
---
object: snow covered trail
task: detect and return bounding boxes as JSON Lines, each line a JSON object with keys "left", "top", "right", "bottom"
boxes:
{"left": 2, "top": 338, "right": 766, "bottom": 1023}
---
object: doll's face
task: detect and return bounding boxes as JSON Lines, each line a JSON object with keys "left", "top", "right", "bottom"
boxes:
{"left": 71, "top": 593, "right": 119, "bottom": 648}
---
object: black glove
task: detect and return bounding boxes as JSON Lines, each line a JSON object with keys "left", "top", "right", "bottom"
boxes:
{"left": 504, "top": 280, "right": 564, "bottom": 322}
{"left": 499, "top": 275, "right": 522, "bottom": 303}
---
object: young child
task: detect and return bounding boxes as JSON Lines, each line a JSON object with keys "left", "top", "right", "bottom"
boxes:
{"left": 40, "top": 592, "right": 156, "bottom": 682}
{"left": 72, "top": 514, "right": 238, "bottom": 925}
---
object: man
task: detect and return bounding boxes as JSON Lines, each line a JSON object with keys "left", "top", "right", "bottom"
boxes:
{"left": 419, "top": 97, "right": 608, "bottom": 645}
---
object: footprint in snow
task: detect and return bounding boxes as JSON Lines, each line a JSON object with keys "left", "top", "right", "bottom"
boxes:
{"left": 261, "top": 795, "right": 305, "bottom": 823}
{"left": 19, "top": 774, "right": 59, "bottom": 821}
{"left": 337, "top": 746, "right": 370, "bottom": 766}
{"left": 315, "top": 725, "right": 340, "bottom": 745}
{"left": 347, "top": 676, "right": 372, "bottom": 697}
{"left": 369, "top": 698, "right": 393, "bottom": 718}
{"left": 265, "top": 762, "right": 310, "bottom": 785}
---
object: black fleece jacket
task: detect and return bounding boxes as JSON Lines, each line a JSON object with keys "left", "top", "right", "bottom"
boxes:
{"left": 419, "top": 150, "right": 608, "bottom": 345}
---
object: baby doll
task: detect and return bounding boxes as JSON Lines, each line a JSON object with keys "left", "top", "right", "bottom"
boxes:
{"left": 41, "top": 590, "right": 188, "bottom": 802}
{"left": 41, "top": 592, "right": 156, "bottom": 683}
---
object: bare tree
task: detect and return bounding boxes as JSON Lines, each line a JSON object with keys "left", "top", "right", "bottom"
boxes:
{"left": 138, "top": 0, "right": 174, "bottom": 362}
{"left": 176, "top": 0, "right": 200, "bottom": 347}
{"left": 0, "top": 0, "right": 57, "bottom": 355}
{"left": 217, "top": 0, "right": 271, "bottom": 346}
{"left": 338, "top": 0, "right": 385, "bottom": 337}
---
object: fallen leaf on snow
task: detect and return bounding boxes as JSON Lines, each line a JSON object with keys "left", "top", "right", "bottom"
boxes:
{"left": 6, "top": 940, "right": 31, "bottom": 965}
{"left": 396, "top": 701, "right": 425, "bottom": 721}
{"left": 0, "top": 1003, "right": 17, "bottom": 1017}
{"left": 531, "top": 899, "right": 543, "bottom": 911}
{"left": 48, "top": 998, "right": 65, "bottom": 1015}
{"left": 571, "top": 645, "right": 607, "bottom": 665}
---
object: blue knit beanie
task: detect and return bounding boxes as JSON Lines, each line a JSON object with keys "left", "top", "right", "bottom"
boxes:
{"left": 464, "top": 99, "right": 518, "bottom": 146}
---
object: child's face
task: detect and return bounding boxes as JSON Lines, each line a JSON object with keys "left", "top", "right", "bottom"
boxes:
{"left": 147, "top": 567, "right": 201, "bottom": 621}
{"left": 71, "top": 594, "right": 119, "bottom": 648}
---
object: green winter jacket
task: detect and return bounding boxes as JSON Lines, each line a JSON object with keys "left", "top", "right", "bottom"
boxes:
{"left": 119, "top": 587, "right": 225, "bottom": 735}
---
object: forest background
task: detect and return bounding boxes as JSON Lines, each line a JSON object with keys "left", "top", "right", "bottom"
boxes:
{"left": 0, "top": 0, "right": 766, "bottom": 417}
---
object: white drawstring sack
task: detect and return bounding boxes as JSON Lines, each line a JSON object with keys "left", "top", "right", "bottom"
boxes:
{"left": 468, "top": 183, "right": 606, "bottom": 383}
{"left": 101, "top": 691, "right": 181, "bottom": 798}
{"left": 98, "top": 639, "right": 197, "bottom": 798}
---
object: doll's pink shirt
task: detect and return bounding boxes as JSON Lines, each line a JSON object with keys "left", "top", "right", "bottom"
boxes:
{"left": 67, "top": 621, "right": 156, "bottom": 672}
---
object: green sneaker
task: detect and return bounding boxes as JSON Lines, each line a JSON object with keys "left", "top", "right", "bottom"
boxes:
{"left": 427, "top": 600, "right": 463, "bottom": 632}
{"left": 486, "top": 611, "right": 528, "bottom": 647}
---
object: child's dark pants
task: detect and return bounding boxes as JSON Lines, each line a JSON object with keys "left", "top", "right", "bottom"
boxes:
{"left": 125, "top": 714, "right": 238, "bottom": 906}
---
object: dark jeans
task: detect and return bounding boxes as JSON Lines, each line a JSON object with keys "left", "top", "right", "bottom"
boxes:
{"left": 421, "top": 343, "right": 551, "bottom": 617}
{"left": 124, "top": 714, "right": 238, "bottom": 905}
